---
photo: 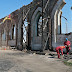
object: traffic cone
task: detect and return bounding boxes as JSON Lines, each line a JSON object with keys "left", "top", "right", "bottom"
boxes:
{"left": 5, "top": 48, "right": 6, "bottom": 50}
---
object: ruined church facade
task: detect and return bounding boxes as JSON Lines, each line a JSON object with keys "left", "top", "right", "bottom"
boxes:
{"left": 0, "top": 0, "right": 69, "bottom": 51}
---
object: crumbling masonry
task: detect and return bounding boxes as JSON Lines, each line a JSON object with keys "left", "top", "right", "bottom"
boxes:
{"left": 0, "top": 0, "right": 70, "bottom": 51}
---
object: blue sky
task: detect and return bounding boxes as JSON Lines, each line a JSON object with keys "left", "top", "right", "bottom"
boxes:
{"left": 0, "top": 0, "right": 72, "bottom": 33}
{"left": 61, "top": 0, "right": 72, "bottom": 33}
{"left": 0, "top": 0, "right": 33, "bottom": 19}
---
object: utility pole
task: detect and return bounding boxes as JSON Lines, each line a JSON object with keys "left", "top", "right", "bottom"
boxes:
{"left": 65, "top": 21, "right": 68, "bottom": 34}
{"left": 61, "top": 16, "right": 68, "bottom": 34}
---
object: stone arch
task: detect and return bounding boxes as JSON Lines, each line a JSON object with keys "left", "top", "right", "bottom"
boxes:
{"left": 31, "top": 7, "right": 42, "bottom": 50}
{"left": 51, "top": 0, "right": 66, "bottom": 48}
{"left": 11, "top": 19, "right": 17, "bottom": 40}
{"left": 31, "top": 7, "right": 42, "bottom": 37}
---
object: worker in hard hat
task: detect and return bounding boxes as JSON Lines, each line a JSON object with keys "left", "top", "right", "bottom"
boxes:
{"left": 64, "top": 38, "right": 71, "bottom": 55}
{"left": 55, "top": 46, "right": 66, "bottom": 58}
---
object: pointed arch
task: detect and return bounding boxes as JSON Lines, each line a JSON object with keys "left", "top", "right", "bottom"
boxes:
{"left": 31, "top": 7, "right": 42, "bottom": 50}
{"left": 51, "top": 0, "right": 66, "bottom": 48}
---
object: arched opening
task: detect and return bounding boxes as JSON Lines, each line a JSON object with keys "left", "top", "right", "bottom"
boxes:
{"left": 9, "top": 29, "right": 11, "bottom": 40}
{"left": 31, "top": 7, "right": 42, "bottom": 50}
{"left": 51, "top": 0, "right": 66, "bottom": 48}
{"left": 37, "top": 16, "right": 42, "bottom": 36}
{"left": 52, "top": 0, "right": 72, "bottom": 51}
{"left": 23, "top": 19, "right": 28, "bottom": 43}
{"left": 22, "top": 18, "right": 28, "bottom": 48}
{"left": 12, "top": 25, "right": 16, "bottom": 40}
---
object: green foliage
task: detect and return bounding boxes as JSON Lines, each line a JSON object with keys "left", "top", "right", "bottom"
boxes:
{"left": 63, "top": 60, "right": 72, "bottom": 66}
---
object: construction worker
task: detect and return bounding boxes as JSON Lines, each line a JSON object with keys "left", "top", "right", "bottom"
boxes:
{"left": 55, "top": 46, "right": 65, "bottom": 58}
{"left": 64, "top": 38, "right": 71, "bottom": 55}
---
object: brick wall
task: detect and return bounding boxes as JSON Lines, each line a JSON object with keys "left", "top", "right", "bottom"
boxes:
{"left": 56, "top": 33, "right": 72, "bottom": 51}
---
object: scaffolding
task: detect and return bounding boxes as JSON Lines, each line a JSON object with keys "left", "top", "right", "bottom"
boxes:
{"left": 22, "top": 0, "right": 50, "bottom": 50}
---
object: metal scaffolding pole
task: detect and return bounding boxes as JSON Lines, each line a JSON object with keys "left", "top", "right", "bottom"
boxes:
{"left": 41, "top": 0, "right": 43, "bottom": 51}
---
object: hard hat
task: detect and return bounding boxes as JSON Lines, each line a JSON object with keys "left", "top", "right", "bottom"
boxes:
{"left": 61, "top": 46, "right": 65, "bottom": 49}
{"left": 66, "top": 38, "right": 68, "bottom": 41}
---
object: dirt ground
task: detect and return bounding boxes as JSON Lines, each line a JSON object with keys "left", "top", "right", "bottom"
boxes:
{"left": 0, "top": 50, "right": 72, "bottom": 72}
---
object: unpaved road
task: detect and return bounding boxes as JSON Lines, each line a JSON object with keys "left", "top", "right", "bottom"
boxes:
{"left": 0, "top": 50, "right": 72, "bottom": 72}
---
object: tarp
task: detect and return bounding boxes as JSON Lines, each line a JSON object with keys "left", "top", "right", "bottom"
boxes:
{"left": 0, "top": 14, "right": 11, "bottom": 25}
{"left": 3, "top": 14, "right": 11, "bottom": 23}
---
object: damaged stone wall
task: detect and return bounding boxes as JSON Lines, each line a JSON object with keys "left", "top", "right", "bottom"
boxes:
{"left": 0, "top": 0, "right": 67, "bottom": 51}
{"left": 0, "top": 10, "right": 19, "bottom": 49}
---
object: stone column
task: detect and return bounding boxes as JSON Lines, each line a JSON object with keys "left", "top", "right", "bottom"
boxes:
{"left": 16, "top": 23, "right": 18, "bottom": 48}
{"left": 48, "top": 18, "right": 52, "bottom": 50}
{"left": 17, "top": 16, "right": 23, "bottom": 50}
{"left": 28, "top": 22, "right": 31, "bottom": 50}
{"left": 52, "top": 10, "right": 58, "bottom": 48}
{"left": 58, "top": 10, "right": 62, "bottom": 34}
{"left": 51, "top": 0, "right": 66, "bottom": 49}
